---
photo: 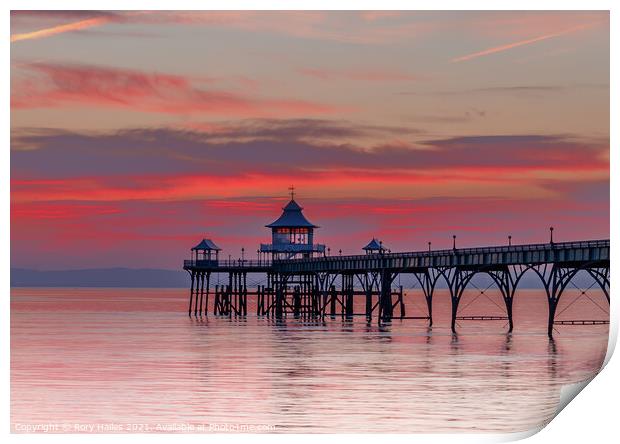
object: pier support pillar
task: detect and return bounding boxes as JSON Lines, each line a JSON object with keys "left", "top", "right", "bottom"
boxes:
{"left": 365, "top": 287, "right": 373, "bottom": 319}
{"left": 379, "top": 270, "right": 394, "bottom": 321}
{"left": 242, "top": 272, "right": 248, "bottom": 316}
{"left": 275, "top": 274, "right": 284, "bottom": 319}
{"left": 505, "top": 297, "right": 514, "bottom": 333}
{"left": 204, "top": 273, "right": 210, "bottom": 316}
{"left": 526, "top": 264, "right": 586, "bottom": 338}
{"left": 198, "top": 272, "right": 205, "bottom": 316}
{"left": 344, "top": 275, "right": 354, "bottom": 318}
{"left": 256, "top": 285, "right": 263, "bottom": 316}
{"left": 312, "top": 285, "right": 320, "bottom": 318}
{"left": 293, "top": 286, "right": 301, "bottom": 318}
{"left": 188, "top": 271, "right": 195, "bottom": 317}
{"left": 213, "top": 285, "right": 219, "bottom": 315}
{"left": 448, "top": 268, "right": 476, "bottom": 334}
{"left": 425, "top": 294, "right": 433, "bottom": 326}
{"left": 413, "top": 270, "right": 440, "bottom": 327}
{"left": 488, "top": 267, "right": 516, "bottom": 333}
{"left": 193, "top": 272, "right": 201, "bottom": 316}
{"left": 547, "top": 298, "right": 558, "bottom": 338}
{"left": 544, "top": 265, "right": 577, "bottom": 338}
{"left": 450, "top": 297, "right": 459, "bottom": 334}
{"left": 329, "top": 285, "right": 337, "bottom": 317}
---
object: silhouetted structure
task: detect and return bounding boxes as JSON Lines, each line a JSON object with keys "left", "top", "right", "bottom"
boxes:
{"left": 363, "top": 238, "right": 386, "bottom": 255}
{"left": 183, "top": 193, "right": 610, "bottom": 338}
{"left": 260, "top": 193, "right": 325, "bottom": 260}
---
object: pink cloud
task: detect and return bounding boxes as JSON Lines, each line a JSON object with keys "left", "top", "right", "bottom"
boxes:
{"left": 11, "top": 63, "right": 344, "bottom": 117}
{"left": 10, "top": 191, "right": 609, "bottom": 269}
{"left": 11, "top": 11, "right": 437, "bottom": 46}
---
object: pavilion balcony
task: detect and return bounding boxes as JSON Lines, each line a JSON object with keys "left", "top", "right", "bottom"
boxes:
{"left": 183, "top": 259, "right": 272, "bottom": 269}
{"left": 183, "top": 259, "right": 218, "bottom": 268}
{"left": 260, "top": 243, "right": 326, "bottom": 253}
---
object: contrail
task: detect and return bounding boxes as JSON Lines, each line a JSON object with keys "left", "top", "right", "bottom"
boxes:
{"left": 11, "top": 16, "right": 114, "bottom": 42}
{"left": 451, "top": 23, "right": 596, "bottom": 63}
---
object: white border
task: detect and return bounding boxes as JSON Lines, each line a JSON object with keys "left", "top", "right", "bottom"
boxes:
{"left": 3, "top": 1, "right": 616, "bottom": 443}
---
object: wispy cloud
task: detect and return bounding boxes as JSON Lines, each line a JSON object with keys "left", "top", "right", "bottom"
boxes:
{"left": 451, "top": 23, "right": 597, "bottom": 63}
{"left": 10, "top": 10, "right": 436, "bottom": 45}
{"left": 182, "top": 118, "right": 422, "bottom": 146}
{"left": 408, "top": 109, "right": 486, "bottom": 124}
{"left": 11, "top": 15, "right": 117, "bottom": 42}
{"left": 396, "top": 84, "right": 607, "bottom": 97}
{"left": 299, "top": 67, "right": 420, "bottom": 82}
{"left": 11, "top": 63, "right": 343, "bottom": 118}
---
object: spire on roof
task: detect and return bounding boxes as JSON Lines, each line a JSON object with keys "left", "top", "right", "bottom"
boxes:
{"left": 265, "top": 191, "right": 318, "bottom": 228}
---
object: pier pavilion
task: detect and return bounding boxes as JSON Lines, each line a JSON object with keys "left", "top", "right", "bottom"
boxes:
{"left": 183, "top": 193, "right": 610, "bottom": 338}
{"left": 260, "top": 192, "right": 325, "bottom": 260}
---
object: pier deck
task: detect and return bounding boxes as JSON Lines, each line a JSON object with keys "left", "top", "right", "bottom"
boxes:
{"left": 183, "top": 239, "right": 609, "bottom": 338}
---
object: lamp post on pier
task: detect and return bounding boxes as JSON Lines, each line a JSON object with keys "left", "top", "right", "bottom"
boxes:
{"left": 549, "top": 227, "right": 554, "bottom": 244}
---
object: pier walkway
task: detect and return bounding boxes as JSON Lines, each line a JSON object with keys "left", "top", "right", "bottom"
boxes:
{"left": 183, "top": 239, "right": 609, "bottom": 337}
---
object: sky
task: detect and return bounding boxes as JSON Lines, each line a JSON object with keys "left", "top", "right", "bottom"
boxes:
{"left": 10, "top": 10, "right": 610, "bottom": 270}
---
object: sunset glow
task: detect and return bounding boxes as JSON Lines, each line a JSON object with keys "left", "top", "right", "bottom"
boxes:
{"left": 10, "top": 10, "right": 609, "bottom": 269}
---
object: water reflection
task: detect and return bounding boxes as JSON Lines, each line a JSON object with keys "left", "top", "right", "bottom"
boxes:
{"left": 11, "top": 288, "right": 608, "bottom": 434}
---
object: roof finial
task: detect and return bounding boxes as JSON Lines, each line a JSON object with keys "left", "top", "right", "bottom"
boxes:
{"left": 288, "top": 185, "right": 296, "bottom": 200}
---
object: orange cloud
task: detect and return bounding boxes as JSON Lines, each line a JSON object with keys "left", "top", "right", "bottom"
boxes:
{"left": 451, "top": 22, "right": 596, "bottom": 63}
{"left": 11, "top": 16, "right": 114, "bottom": 43}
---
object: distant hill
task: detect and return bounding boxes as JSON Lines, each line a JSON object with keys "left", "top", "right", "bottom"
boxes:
{"left": 10, "top": 268, "right": 189, "bottom": 288}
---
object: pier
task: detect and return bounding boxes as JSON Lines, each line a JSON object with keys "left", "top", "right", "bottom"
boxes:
{"left": 183, "top": 192, "right": 610, "bottom": 338}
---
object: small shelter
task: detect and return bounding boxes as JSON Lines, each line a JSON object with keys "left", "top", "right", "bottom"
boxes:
{"left": 362, "top": 238, "right": 386, "bottom": 255}
{"left": 191, "top": 238, "right": 221, "bottom": 262}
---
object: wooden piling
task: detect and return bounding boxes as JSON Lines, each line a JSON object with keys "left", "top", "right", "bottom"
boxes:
{"left": 204, "top": 273, "right": 210, "bottom": 316}
{"left": 188, "top": 271, "right": 195, "bottom": 316}
{"left": 198, "top": 273, "right": 205, "bottom": 316}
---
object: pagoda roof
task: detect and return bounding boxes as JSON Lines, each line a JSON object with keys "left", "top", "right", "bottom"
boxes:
{"left": 363, "top": 238, "right": 385, "bottom": 251}
{"left": 191, "top": 238, "right": 221, "bottom": 251}
{"left": 266, "top": 199, "right": 318, "bottom": 228}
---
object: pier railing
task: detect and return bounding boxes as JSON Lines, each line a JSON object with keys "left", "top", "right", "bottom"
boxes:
{"left": 182, "top": 238, "right": 609, "bottom": 338}
{"left": 260, "top": 243, "right": 326, "bottom": 253}
{"left": 183, "top": 259, "right": 272, "bottom": 268}
{"left": 274, "top": 239, "right": 610, "bottom": 272}
{"left": 184, "top": 239, "right": 609, "bottom": 272}
{"left": 280, "top": 239, "right": 610, "bottom": 263}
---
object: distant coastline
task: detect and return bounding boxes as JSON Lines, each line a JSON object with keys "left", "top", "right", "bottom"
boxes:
{"left": 10, "top": 268, "right": 189, "bottom": 288}
{"left": 11, "top": 267, "right": 595, "bottom": 289}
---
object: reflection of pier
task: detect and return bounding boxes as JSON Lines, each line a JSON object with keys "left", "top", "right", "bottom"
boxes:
{"left": 183, "top": 193, "right": 609, "bottom": 338}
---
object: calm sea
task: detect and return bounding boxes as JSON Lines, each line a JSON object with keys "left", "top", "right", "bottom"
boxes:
{"left": 11, "top": 287, "right": 609, "bottom": 433}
